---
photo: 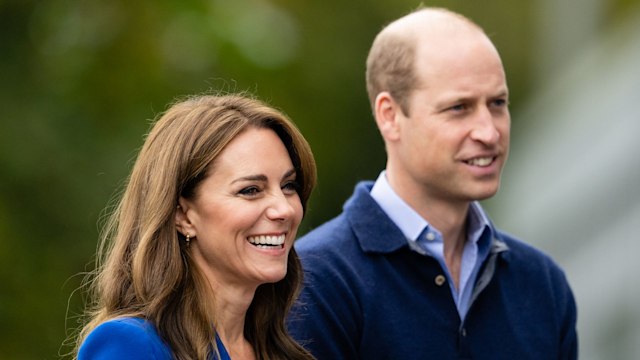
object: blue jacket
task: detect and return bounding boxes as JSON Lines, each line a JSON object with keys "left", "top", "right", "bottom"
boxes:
{"left": 288, "top": 182, "right": 577, "bottom": 360}
{"left": 78, "top": 317, "right": 230, "bottom": 360}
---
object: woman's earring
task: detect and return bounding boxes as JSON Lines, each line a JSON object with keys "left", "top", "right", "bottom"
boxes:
{"left": 185, "top": 234, "right": 191, "bottom": 248}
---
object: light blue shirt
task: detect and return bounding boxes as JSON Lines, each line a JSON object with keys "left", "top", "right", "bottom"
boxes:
{"left": 370, "top": 171, "right": 493, "bottom": 320}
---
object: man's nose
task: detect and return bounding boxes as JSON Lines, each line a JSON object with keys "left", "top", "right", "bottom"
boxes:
{"left": 470, "top": 106, "right": 501, "bottom": 144}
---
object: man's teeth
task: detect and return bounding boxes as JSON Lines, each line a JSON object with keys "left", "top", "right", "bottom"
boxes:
{"left": 247, "top": 235, "right": 285, "bottom": 248}
{"left": 466, "top": 157, "right": 493, "bottom": 167}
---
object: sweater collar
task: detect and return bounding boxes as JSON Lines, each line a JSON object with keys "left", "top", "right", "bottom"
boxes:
{"left": 345, "top": 181, "right": 408, "bottom": 253}
{"left": 344, "top": 181, "right": 510, "bottom": 255}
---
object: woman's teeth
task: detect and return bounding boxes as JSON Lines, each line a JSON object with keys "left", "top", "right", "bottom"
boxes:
{"left": 247, "top": 235, "right": 285, "bottom": 248}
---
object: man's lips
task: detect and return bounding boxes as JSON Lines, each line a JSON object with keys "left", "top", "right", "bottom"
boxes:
{"left": 463, "top": 156, "right": 497, "bottom": 167}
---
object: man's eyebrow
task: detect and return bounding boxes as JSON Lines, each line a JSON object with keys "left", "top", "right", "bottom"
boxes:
{"left": 492, "top": 90, "right": 509, "bottom": 98}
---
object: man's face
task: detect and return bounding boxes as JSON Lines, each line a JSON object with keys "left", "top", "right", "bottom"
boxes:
{"left": 392, "top": 33, "right": 510, "bottom": 206}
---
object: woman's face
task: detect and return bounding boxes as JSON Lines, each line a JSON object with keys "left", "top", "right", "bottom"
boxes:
{"left": 177, "top": 127, "right": 303, "bottom": 290}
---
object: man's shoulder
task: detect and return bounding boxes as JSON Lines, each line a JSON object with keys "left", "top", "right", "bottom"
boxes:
{"left": 295, "top": 181, "right": 371, "bottom": 253}
{"left": 296, "top": 214, "right": 353, "bottom": 250}
{"left": 497, "top": 230, "right": 550, "bottom": 258}
{"left": 495, "top": 230, "right": 569, "bottom": 278}
{"left": 492, "top": 229, "right": 576, "bottom": 338}
{"left": 294, "top": 213, "right": 364, "bottom": 270}
{"left": 295, "top": 180, "right": 403, "bottom": 254}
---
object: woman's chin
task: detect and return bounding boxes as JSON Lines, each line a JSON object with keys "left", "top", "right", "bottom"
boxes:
{"left": 254, "top": 266, "right": 288, "bottom": 286}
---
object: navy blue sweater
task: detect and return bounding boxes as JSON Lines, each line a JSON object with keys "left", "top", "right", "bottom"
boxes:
{"left": 288, "top": 182, "right": 577, "bottom": 359}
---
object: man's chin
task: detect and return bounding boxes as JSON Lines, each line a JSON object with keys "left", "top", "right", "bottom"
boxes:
{"left": 467, "top": 184, "right": 500, "bottom": 201}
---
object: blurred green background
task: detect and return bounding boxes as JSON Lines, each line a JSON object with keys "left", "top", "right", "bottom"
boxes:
{"left": 2, "top": 0, "right": 639, "bottom": 358}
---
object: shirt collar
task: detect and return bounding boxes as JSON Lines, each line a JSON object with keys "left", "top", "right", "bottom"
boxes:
{"left": 370, "top": 170, "right": 494, "bottom": 246}
{"left": 370, "top": 171, "right": 426, "bottom": 241}
{"left": 467, "top": 201, "right": 494, "bottom": 245}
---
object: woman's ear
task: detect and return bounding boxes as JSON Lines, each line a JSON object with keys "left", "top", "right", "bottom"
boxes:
{"left": 374, "top": 91, "right": 402, "bottom": 142}
{"left": 175, "top": 197, "right": 196, "bottom": 237}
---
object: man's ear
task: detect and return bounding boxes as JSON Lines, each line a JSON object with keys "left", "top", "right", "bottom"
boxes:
{"left": 374, "top": 91, "right": 402, "bottom": 142}
{"left": 175, "top": 197, "right": 196, "bottom": 237}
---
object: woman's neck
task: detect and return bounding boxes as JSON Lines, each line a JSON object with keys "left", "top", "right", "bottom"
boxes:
{"left": 209, "top": 279, "right": 257, "bottom": 359}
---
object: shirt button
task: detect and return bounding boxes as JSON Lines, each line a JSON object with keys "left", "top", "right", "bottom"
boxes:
{"left": 425, "top": 232, "right": 436, "bottom": 241}
{"left": 435, "top": 275, "right": 446, "bottom": 286}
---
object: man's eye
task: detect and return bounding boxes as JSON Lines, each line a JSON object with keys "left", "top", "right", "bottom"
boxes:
{"left": 491, "top": 98, "right": 508, "bottom": 107}
{"left": 449, "top": 104, "right": 467, "bottom": 112}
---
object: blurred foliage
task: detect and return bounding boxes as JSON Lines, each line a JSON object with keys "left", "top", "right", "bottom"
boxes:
{"left": 0, "top": 0, "right": 636, "bottom": 358}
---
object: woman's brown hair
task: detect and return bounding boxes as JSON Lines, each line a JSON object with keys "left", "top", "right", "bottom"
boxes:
{"left": 76, "top": 93, "right": 316, "bottom": 359}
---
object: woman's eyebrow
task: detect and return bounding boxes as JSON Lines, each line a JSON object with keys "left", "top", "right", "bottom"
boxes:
{"left": 281, "top": 168, "right": 296, "bottom": 181}
{"left": 231, "top": 174, "right": 268, "bottom": 184}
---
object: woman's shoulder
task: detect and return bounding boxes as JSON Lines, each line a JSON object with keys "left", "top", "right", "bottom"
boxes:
{"left": 78, "top": 317, "right": 173, "bottom": 360}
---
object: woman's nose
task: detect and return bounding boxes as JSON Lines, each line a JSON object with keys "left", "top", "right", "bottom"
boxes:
{"left": 265, "top": 192, "right": 297, "bottom": 221}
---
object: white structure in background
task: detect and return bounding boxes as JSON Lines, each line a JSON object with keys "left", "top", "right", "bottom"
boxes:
{"left": 489, "top": 5, "right": 640, "bottom": 360}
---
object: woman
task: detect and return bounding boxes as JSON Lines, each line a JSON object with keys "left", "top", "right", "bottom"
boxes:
{"left": 76, "top": 94, "right": 317, "bottom": 360}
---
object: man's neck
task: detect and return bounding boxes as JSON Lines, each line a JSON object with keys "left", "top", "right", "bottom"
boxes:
{"left": 386, "top": 169, "right": 471, "bottom": 288}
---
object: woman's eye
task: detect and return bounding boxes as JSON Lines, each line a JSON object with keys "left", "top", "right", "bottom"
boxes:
{"left": 238, "top": 186, "right": 260, "bottom": 196}
{"left": 282, "top": 181, "right": 300, "bottom": 194}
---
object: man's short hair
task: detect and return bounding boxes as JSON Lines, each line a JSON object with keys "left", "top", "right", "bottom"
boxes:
{"left": 365, "top": 7, "right": 484, "bottom": 116}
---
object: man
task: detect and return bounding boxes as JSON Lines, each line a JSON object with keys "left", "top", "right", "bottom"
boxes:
{"left": 287, "top": 7, "right": 577, "bottom": 360}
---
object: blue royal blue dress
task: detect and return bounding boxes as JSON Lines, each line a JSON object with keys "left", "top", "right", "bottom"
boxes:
{"left": 78, "top": 317, "right": 231, "bottom": 360}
